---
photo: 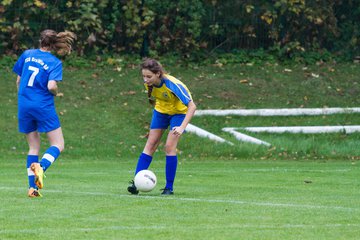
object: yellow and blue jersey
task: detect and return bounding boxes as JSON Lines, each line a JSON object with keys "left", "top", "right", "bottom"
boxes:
{"left": 145, "top": 74, "right": 192, "bottom": 115}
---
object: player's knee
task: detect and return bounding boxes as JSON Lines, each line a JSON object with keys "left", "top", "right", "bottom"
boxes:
{"left": 145, "top": 140, "right": 159, "bottom": 153}
{"left": 164, "top": 144, "right": 176, "bottom": 155}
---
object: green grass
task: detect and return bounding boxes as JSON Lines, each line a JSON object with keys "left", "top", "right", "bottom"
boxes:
{"left": 1, "top": 158, "right": 359, "bottom": 239}
{"left": 1, "top": 58, "right": 360, "bottom": 239}
{"left": 2, "top": 60, "right": 360, "bottom": 160}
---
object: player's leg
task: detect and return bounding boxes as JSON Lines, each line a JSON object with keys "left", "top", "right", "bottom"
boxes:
{"left": 30, "top": 127, "right": 63, "bottom": 189}
{"left": 135, "top": 110, "right": 169, "bottom": 174}
{"left": 136, "top": 129, "right": 164, "bottom": 173}
{"left": 20, "top": 114, "right": 42, "bottom": 196}
{"left": 36, "top": 111, "right": 63, "bottom": 170}
{"left": 162, "top": 132, "right": 181, "bottom": 195}
{"left": 25, "top": 131, "right": 42, "bottom": 197}
{"left": 41, "top": 127, "right": 64, "bottom": 171}
{"left": 128, "top": 110, "right": 168, "bottom": 194}
{"left": 128, "top": 129, "right": 164, "bottom": 195}
{"left": 161, "top": 113, "right": 186, "bottom": 195}
{"left": 26, "top": 131, "right": 41, "bottom": 156}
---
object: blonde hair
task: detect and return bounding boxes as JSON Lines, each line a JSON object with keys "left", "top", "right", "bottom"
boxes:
{"left": 40, "top": 29, "right": 76, "bottom": 56}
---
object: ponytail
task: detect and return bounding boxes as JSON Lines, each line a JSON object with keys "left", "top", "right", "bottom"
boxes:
{"left": 147, "top": 85, "right": 155, "bottom": 106}
{"left": 39, "top": 29, "right": 76, "bottom": 56}
{"left": 55, "top": 31, "right": 77, "bottom": 56}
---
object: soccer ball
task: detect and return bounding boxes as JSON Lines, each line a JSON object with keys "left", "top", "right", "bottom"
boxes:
{"left": 134, "top": 170, "right": 157, "bottom": 192}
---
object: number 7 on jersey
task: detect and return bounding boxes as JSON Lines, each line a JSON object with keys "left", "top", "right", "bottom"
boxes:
{"left": 27, "top": 66, "right": 39, "bottom": 87}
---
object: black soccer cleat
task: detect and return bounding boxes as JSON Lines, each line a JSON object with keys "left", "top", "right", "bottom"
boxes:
{"left": 127, "top": 180, "right": 139, "bottom": 195}
{"left": 161, "top": 188, "right": 174, "bottom": 195}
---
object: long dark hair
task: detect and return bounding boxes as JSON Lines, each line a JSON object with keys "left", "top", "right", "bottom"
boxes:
{"left": 140, "top": 58, "right": 165, "bottom": 105}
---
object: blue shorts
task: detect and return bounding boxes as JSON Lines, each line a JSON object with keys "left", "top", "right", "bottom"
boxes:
{"left": 18, "top": 107, "right": 61, "bottom": 133}
{"left": 150, "top": 110, "right": 186, "bottom": 130}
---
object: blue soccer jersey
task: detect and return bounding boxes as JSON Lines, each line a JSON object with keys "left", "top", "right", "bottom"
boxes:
{"left": 13, "top": 49, "right": 62, "bottom": 108}
{"left": 13, "top": 49, "right": 63, "bottom": 132}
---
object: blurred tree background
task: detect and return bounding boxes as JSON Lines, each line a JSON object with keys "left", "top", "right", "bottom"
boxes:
{"left": 0, "top": 0, "right": 359, "bottom": 61}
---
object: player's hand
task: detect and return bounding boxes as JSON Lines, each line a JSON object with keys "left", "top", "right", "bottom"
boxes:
{"left": 172, "top": 126, "right": 184, "bottom": 136}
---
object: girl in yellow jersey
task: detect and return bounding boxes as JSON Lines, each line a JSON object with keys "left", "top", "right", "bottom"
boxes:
{"left": 128, "top": 58, "right": 196, "bottom": 195}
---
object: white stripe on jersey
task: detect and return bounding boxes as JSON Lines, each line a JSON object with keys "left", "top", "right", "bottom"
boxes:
{"left": 173, "top": 83, "right": 192, "bottom": 102}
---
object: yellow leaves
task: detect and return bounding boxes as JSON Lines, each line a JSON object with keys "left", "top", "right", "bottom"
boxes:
{"left": 311, "top": 73, "right": 319, "bottom": 78}
{"left": 1, "top": 0, "right": 13, "bottom": 6}
{"left": 34, "top": 0, "right": 42, "bottom": 7}
{"left": 213, "top": 61, "right": 223, "bottom": 67}
{"left": 261, "top": 11, "right": 274, "bottom": 25}
{"left": 245, "top": 5, "right": 254, "bottom": 13}
{"left": 66, "top": 1, "right": 73, "bottom": 8}
{"left": 120, "top": 91, "right": 136, "bottom": 96}
{"left": 34, "top": 0, "right": 46, "bottom": 8}
{"left": 307, "top": 16, "right": 323, "bottom": 25}
{"left": 336, "top": 88, "right": 343, "bottom": 95}
{"left": 261, "top": 16, "right": 272, "bottom": 25}
{"left": 239, "top": 79, "right": 253, "bottom": 87}
{"left": 202, "top": 94, "right": 213, "bottom": 99}
{"left": 239, "top": 79, "right": 248, "bottom": 84}
{"left": 315, "top": 17, "right": 323, "bottom": 25}
{"left": 59, "top": 109, "right": 66, "bottom": 116}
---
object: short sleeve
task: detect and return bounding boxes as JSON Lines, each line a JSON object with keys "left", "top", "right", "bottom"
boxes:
{"left": 48, "top": 61, "right": 63, "bottom": 81}
{"left": 13, "top": 53, "right": 25, "bottom": 76}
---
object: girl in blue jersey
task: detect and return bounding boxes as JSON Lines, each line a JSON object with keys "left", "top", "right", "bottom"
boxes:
{"left": 13, "top": 29, "right": 76, "bottom": 197}
{"left": 128, "top": 58, "right": 197, "bottom": 195}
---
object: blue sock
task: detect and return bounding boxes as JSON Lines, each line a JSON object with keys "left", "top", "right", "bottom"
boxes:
{"left": 135, "top": 153, "right": 153, "bottom": 175}
{"left": 40, "top": 146, "right": 60, "bottom": 172}
{"left": 27, "top": 155, "right": 38, "bottom": 189}
{"left": 165, "top": 155, "right": 178, "bottom": 191}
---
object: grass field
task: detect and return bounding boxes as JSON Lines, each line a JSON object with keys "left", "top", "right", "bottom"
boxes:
{"left": 1, "top": 158, "right": 360, "bottom": 239}
{"left": 1, "top": 58, "right": 360, "bottom": 239}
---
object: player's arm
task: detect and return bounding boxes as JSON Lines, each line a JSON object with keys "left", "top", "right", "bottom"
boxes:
{"left": 48, "top": 80, "right": 58, "bottom": 96}
{"left": 172, "top": 100, "right": 197, "bottom": 136}
{"left": 16, "top": 75, "right": 21, "bottom": 90}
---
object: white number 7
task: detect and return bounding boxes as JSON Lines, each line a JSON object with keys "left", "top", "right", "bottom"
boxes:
{"left": 28, "top": 66, "right": 39, "bottom": 87}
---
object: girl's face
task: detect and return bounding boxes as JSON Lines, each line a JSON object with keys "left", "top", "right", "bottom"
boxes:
{"left": 142, "top": 69, "right": 161, "bottom": 86}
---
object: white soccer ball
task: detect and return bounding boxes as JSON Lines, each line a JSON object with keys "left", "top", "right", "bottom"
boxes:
{"left": 134, "top": 170, "right": 157, "bottom": 192}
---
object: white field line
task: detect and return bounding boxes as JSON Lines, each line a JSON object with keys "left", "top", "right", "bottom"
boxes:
{"left": 243, "top": 125, "right": 360, "bottom": 134}
{"left": 1, "top": 187, "right": 358, "bottom": 212}
{"left": 1, "top": 223, "right": 360, "bottom": 234}
{"left": 195, "top": 107, "right": 360, "bottom": 116}
{"left": 57, "top": 167, "right": 353, "bottom": 174}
